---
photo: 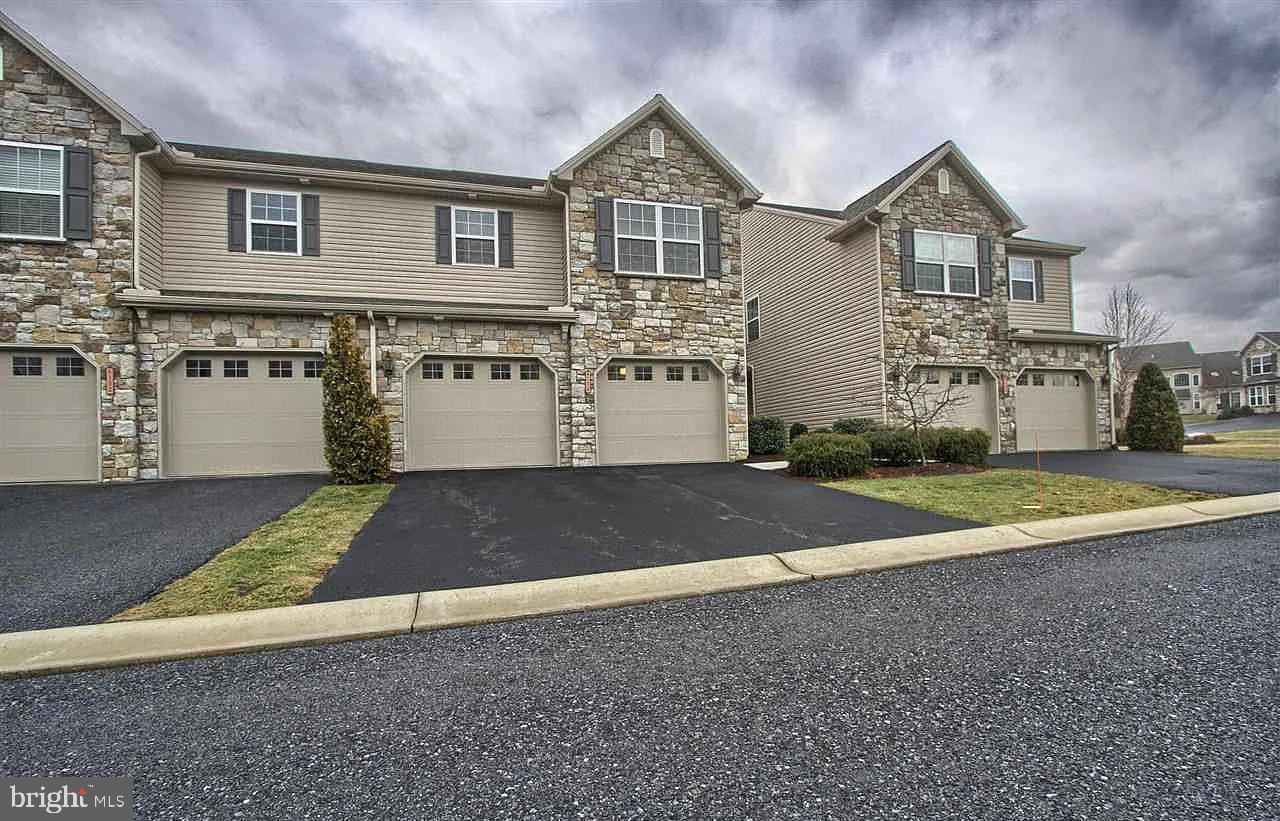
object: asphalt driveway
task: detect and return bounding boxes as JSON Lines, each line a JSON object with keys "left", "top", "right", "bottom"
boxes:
{"left": 311, "top": 463, "right": 975, "bottom": 601}
{"left": 1186, "top": 414, "right": 1280, "bottom": 434}
{"left": 0, "top": 475, "right": 323, "bottom": 633}
{"left": 990, "top": 450, "right": 1278, "bottom": 496}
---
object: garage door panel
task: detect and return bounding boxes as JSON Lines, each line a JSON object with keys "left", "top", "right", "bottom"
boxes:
{"left": 1015, "top": 370, "right": 1095, "bottom": 451}
{"left": 0, "top": 350, "right": 98, "bottom": 483}
{"left": 597, "top": 361, "right": 725, "bottom": 465}
{"left": 913, "top": 368, "right": 1000, "bottom": 454}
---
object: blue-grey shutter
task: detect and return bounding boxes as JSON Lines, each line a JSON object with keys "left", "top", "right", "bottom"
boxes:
{"left": 498, "top": 210, "right": 514, "bottom": 268}
{"left": 435, "top": 206, "right": 452, "bottom": 264}
{"left": 900, "top": 226, "right": 915, "bottom": 291}
{"left": 63, "top": 146, "right": 92, "bottom": 240}
{"left": 227, "top": 189, "right": 247, "bottom": 252}
{"left": 702, "top": 207, "right": 721, "bottom": 278}
{"left": 595, "top": 197, "right": 614, "bottom": 272}
{"left": 301, "top": 194, "right": 320, "bottom": 256}
{"left": 1033, "top": 258, "right": 1045, "bottom": 303}
{"left": 978, "top": 236, "right": 993, "bottom": 296}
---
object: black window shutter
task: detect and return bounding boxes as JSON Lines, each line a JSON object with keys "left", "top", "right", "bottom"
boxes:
{"left": 497, "top": 210, "right": 514, "bottom": 268}
{"left": 63, "top": 146, "right": 92, "bottom": 240}
{"left": 227, "top": 188, "right": 247, "bottom": 252}
{"left": 899, "top": 226, "right": 915, "bottom": 291}
{"left": 435, "top": 206, "right": 452, "bottom": 264}
{"left": 703, "top": 207, "right": 721, "bottom": 278}
{"left": 595, "top": 197, "right": 614, "bottom": 272}
{"left": 301, "top": 194, "right": 320, "bottom": 256}
{"left": 1033, "top": 258, "right": 1045, "bottom": 303}
{"left": 978, "top": 236, "right": 993, "bottom": 296}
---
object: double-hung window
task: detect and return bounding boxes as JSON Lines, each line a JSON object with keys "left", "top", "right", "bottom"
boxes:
{"left": 1248, "top": 384, "right": 1275, "bottom": 407}
{"left": 248, "top": 190, "right": 300, "bottom": 254}
{"left": 1008, "top": 257, "right": 1036, "bottom": 301}
{"left": 914, "top": 230, "right": 977, "bottom": 296}
{"left": 1248, "top": 354, "right": 1274, "bottom": 377}
{"left": 453, "top": 207, "right": 497, "bottom": 266}
{"left": 746, "top": 297, "right": 761, "bottom": 341}
{"left": 615, "top": 200, "right": 702, "bottom": 277}
{"left": 0, "top": 141, "right": 63, "bottom": 240}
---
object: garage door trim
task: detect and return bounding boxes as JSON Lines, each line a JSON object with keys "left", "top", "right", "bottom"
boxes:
{"left": 1012, "top": 365, "right": 1099, "bottom": 452}
{"left": 0, "top": 342, "right": 102, "bottom": 483}
{"left": 593, "top": 354, "right": 730, "bottom": 464}
{"left": 402, "top": 351, "right": 562, "bottom": 470}
{"left": 157, "top": 345, "right": 327, "bottom": 478}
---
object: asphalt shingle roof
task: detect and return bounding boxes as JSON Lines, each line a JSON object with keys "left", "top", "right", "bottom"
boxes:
{"left": 1118, "top": 341, "right": 1201, "bottom": 370}
{"left": 1200, "top": 350, "right": 1243, "bottom": 389}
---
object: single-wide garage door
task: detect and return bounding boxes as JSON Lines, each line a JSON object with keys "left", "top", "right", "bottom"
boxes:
{"left": 1015, "top": 369, "right": 1095, "bottom": 451}
{"left": 0, "top": 348, "right": 97, "bottom": 482}
{"left": 405, "top": 358, "right": 557, "bottom": 470}
{"left": 164, "top": 352, "right": 325, "bottom": 477}
{"left": 912, "top": 366, "right": 1000, "bottom": 454}
{"left": 597, "top": 359, "right": 726, "bottom": 465}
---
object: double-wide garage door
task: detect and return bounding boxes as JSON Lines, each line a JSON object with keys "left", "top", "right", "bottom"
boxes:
{"left": 0, "top": 348, "right": 98, "bottom": 482}
{"left": 596, "top": 359, "right": 726, "bottom": 465}
{"left": 1015, "top": 369, "right": 1096, "bottom": 451}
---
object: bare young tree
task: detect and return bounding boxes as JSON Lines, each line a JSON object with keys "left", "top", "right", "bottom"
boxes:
{"left": 1100, "top": 283, "right": 1174, "bottom": 419}
{"left": 873, "top": 339, "right": 973, "bottom": 466}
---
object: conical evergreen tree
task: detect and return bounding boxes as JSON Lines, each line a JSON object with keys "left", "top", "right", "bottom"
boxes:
{"left": 1124, "top": 362, "right": 1184, "bottom": 452}
{"left": 322, "top": 314, "right": 391, "bottom": 483}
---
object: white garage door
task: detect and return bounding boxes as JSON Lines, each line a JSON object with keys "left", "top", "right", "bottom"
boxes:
{"left": 405, "top": 358, "right": 557, "bottom": 470}
{"left": 0, "top": 348, "right": 98, "bottom": 482}
{"left": 596, "top": 359, "right": 726, "bottom": 465}
{"left": 164, "top": 352, "right": 326, "bottom": 477}
{"left": 1015, "top": 369, "right": 1095, "bottom": 451}
{"left": 911, "top": 366, "right": 1000, "bottom": 454}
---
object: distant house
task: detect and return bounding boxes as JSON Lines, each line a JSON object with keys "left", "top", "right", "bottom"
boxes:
{"left": 1118, "top": 341, "right": 1204, "bottom": 415}
{"left": 1200, "top": 351, "right": 1244, "bottom": 415}
{"left": 1241, "top": 331, "right": 1279, "bottom": 413}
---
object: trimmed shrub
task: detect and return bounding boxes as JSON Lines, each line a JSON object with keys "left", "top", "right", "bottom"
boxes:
{"left": 832, "top": 417, "right": 878, "bottom": 435}
{"left": 1125, "top": 363, "right": 1184, "bottom": 452}
{"left": 1217, "top": 404, "right": 1254, "bottom": 420}
{"left": 789, "top": 421, "right": 809, "bottom": 440}
{"left": 322, "top": 314, "right": 392, "bottom": 484}
{"left": 933, "top": 427, "right": 990, "bottom": 467}
{"left": 749, "top": 416, "right": 788, "bottom": 455}
{"left": 787, "top": 433, "right": 871, "bottom": 479}
{"left": 863, "top": 427, "right": 927, "bottom": 466}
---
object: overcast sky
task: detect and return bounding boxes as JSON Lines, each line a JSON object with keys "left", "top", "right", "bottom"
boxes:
{"left": 9, "top": 0, "right": 1277, "bottom": 351}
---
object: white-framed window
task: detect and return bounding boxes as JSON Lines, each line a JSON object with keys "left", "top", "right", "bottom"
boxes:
{"left": 267, "top": 360, "right": 293, "bottom": 378}
{"left": 913, "top": 229, "right": 977, "bottom": 296}
{"left": 453, "top": 362, "right": 474, "bottom": 381}
{"left": 937, "top": 168, "right": 950, "bottom": 195}
{"left": 1193, "top": 395, "right": 1201, "bottom": 410}
{"left": 746, "top": 296, "right": 761, "bottom": 342}
{"left": 1192, "top": 373, "right": 1200, "bottom": 386}
{"left": 248, "top": 189, "right": 300, "bottom": 254}
{"left": 915, "top": 368, "right": 941, "bottom": 385}
{"left": 185, "top": 359, "right": 211, "bottom": 378}
{"left": 223, "top": 359, "right": 249, "bottom": 378}
{"left": 452, "top": 206, "right": 497, "bottom": 267}
{"left": 634, "top": 365, "right": 654, "bottom": 382}
{"left": 967, "top": 370, "right": 981, "bottom": 385}
{"left": 490, "top": 362, "right": 511, "bottom": 381}
{"left": 691, "top": 365, "right": 708, "bottom": 382}
{"left": 1248, "top": 384, "right": 1275, "bottom": 407}
{"left": 615, "top": 199, "right": 702, "bottom": 278}
{"left": 303, "top": 359, "right": 324, "bottom": 378}
{"left": 0, "top": 140, "right": 64, "bottom": 241}
{"left": 607, "top": 363, "right": 627, "bottom": 381}
{"left": 519, "top": 362, "right": 540, "bottom": 381}
{"left": 1248, "top": 354, "right": 1275, "bottom": 376}
{"left": 949, "top": 370, "right": 963, "bottom": 385}
{"left": 1008, "top": 257, "right": 1036, "bottom": 302}
{"left": 666, "top": 365, "right": 684, "bottom": 382}
{"left": 648, "top": 128, "right": 665, "bottom": 159}
{"left": 56, "top": 355, "right": 85, "bottom": 377}
{"left": 11, "top": 355, "right": 42, "bottom": 376}
{"left": 422, "top": 361, "right": 444, "bottom": 380}
{"left": 1173, "top": 373, "right": 1190, "bottom": 388}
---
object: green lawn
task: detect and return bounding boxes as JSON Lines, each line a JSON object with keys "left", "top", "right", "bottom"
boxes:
{"left": 1185, "top": 428, "right": 1280, "bottom": 461}
{"left": 1180, "top": 413, "right": 1217, "bottom": 425}
{"left": 113, "top": 483, "right": 393, "bottom": 622}
{"left": 826, "top": 468, "right": 1216, "bottom": 525}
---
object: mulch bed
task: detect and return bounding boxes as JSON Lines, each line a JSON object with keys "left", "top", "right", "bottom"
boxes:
{"left": 779, "top": 462, "right": 988, "bottom": 483}
{"left": 745, "top": 453, "right": 787, "bottom": 463}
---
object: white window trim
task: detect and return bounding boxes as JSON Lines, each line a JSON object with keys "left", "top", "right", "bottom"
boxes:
{"left": 937, "top": 168, "right": 950, "bottom": 195}
{"left": 0, "top": 139, "right": 65, "bottom": 242}
{"left": 648, "top": 128, "right": 665, "bottom": 159}
{"left": 746, "top": 295, "right": 761, "bottom": 342}
{"left": 913, "top": 229, "right": 978, "bottom": 298}
{"left": 614, "top": 198, "right": 703, "bottom": 279}
{"left": 1247, "top": 354, "right": 1274, "bottom": 376}
{"left": 1008, "top": 256, "right": 1037, "bottom": 302}
{"left": 1247, "top": 384, "right": 1274, "bottom": 407}
{"left": 246, "top": 188, "right": 302, "bottom": 256}
{"left": 450, "top": 205, "right": 499, "bottom": 268}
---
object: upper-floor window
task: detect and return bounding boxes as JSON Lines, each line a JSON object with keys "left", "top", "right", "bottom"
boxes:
{"left": 1173, "top": 373, "right": 1190, "bottom": 387}
{"left": 1248, "top": 354, "right": 1275, "bottom": 376}
{"left": 1009, "top": 257, "right": 1037, "bottom": 302}
{"left": 615, "top": 200, "right": 702, "bottom": 278}
{"left": 249, "top": 190, "right": 300, "bottom": 254}
{"left": 746, "top": 296, "right": 761, "bottom": 341}
{"left": 937, "top": 168, "right": 950, "bottom": 195}
{"left": 913, "top": 230, "right": 977, "bottom": 296}
{"left": 0, "top": 141, "right": 63, "bottom": 240}
{"left": 453, "top": 207, "right": 497, "bottom": 267}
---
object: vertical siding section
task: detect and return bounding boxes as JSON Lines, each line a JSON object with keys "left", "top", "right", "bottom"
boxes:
{"left": 1006, "top": 253, "right": 1074, "bottom": 330}
{"left": 160, "top": 175, "right": 566, "bottom": 306}
{"left": 137, "top": 159, "right": 164, "bottom": 289}
{"left": 742, "top": 207, "right": 883, "bottom": 427}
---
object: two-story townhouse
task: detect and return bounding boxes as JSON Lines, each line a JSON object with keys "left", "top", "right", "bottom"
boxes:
{"left": 1117, "top": 341, "right": 1205, "bottom": 415}
{"left": 1241, "top": 331, "right": 1279, "bottom": 412}
{"left": 0, "top": 13, "right": 757, "bottom": 483}
{"left": 1200, "top": 350, "right": 1243, "bottom": 415}
{"left": 742, "top": 141, "right": 1118, "bottom": 453}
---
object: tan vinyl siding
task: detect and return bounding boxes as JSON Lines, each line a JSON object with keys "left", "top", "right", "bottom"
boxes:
{"left": 160, "top": 175, "right": 565, "bottom": 306}
{"left": 742, "top": 208, "right": 883, "bottom": 427}
{"left": 1007, "top": 253, "right": 1073, "bottom": 331}
{"left": 137, "top": 159, "right": 164, "bottom": 290}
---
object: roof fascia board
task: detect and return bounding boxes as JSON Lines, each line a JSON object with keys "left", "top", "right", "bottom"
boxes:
{"left": 1006, "top": 238, "right": 1087, "bottom": 255}
{"left": 751, "top": 203, "right": 845, "bottom": 226}
{"left": 1010, "top": 329, "right": 1121, "bottom": 344}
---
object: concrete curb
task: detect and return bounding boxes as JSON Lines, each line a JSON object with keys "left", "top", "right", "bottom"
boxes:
{"left": 2, "top": 492, "right": 1276, "bottom": 680}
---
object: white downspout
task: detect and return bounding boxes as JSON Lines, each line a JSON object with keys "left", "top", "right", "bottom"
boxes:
{"left": 132, "top": 144, "right": 164, "bottom": 289}
{"left": 366, "top": 310, "right": 378, "bottom": 394}
{"left": 550, "top": 182, "right": 572, "bottom": 310}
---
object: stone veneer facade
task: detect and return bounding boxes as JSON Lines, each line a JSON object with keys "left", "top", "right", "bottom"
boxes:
{"left": 564, "top": 114, "right": 748, "bottom": 464}
{"left": 879, "top": 157, "right": 1113, "bottom": 450}
{"left": 1, "top": 31, "right": 139, "bottom": 480}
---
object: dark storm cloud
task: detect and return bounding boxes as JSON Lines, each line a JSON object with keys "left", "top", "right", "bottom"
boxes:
{"left": 4, "top": 0, "right": 1275, "bottom": 350}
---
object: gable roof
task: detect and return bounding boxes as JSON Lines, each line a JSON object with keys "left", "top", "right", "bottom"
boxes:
{"left": 0, "top": 10, "right": 153, "bottom": 141}
{"left": 1245, "top": 331, "right": 1280, "bottom": 348}
{"left": 1005, "top": 236, "right": 1087, "bottom": 256}
{"left": 1200, "top": 350, "right": 1243, "bottom": 389}
{"left": 551, "top": 94, "right": 762, "bottom": 203}
{"left": 1118, "top": 341, "right": 1201, "bottom": 370}
{"left": 827, "top": 140, "right": 1026, "bottom": 240}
